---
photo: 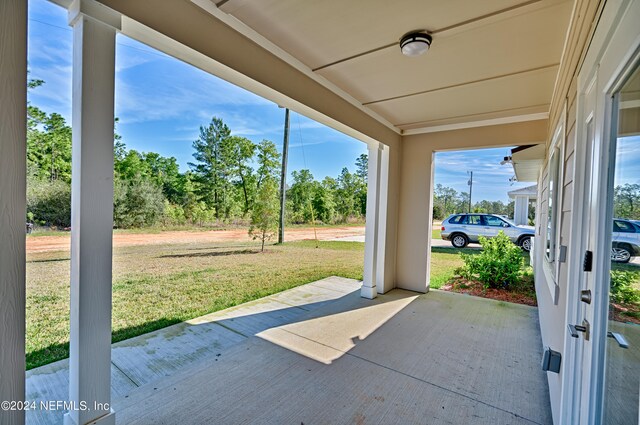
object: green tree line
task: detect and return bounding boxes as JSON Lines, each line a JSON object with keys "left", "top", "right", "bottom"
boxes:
{"left": 614, "top": 183, "right": 640, "bottom": 220}
{"left": 432, "top": 183, "right": 518, "bottom": 220}
{"left": 434, "top": 182, "right": 640, "bottom": 222}
{"left": 26, "top": 80, "right": 368, "bottom": 230}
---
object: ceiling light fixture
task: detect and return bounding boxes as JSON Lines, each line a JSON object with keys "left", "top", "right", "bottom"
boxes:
{"left": 400, "top": 32, "right": 432, "bottom": 57}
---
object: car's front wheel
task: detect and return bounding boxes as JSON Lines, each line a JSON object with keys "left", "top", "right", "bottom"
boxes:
{"left": 519, "top": 236, "right": 532, "bottom": 252}
{"left": 451, "top": 234, "right": 468, "bottom": 248}
{"left": 611, "top": 245, "right": 632, "bottom": 263}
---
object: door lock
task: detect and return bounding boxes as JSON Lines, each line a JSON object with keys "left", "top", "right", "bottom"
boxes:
{"left": 568, "top": 319, "right": 590, "bottom": 341}
{"left": 580, "top": 289, "right": 592, "bottom": 304}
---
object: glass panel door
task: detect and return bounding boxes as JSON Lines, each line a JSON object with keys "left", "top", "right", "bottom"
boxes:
{"left": 603, "top": 63, "right": 640, "bottom": 424}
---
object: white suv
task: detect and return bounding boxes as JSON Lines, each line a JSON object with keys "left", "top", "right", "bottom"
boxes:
{"left": 441, "top": 213, "right": 535, "bottom": 251}
{"left": 612, "top": 218, "right": 640, "bottom": 263}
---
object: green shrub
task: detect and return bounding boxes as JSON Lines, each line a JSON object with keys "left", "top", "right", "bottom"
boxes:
{"left": 113, "top": 178, "right": 165, "bottom": 228}
{"left": 162, "top": 201, "right": 186, "bottom": 226}
{"left": 610, "top": 270, "right": 640, "bottom": 304}
{"left": 458, "top": 231, "right": 524, "bottom": 289}
{"left": 27, "top": 178, "right": 71, "bottom": 227}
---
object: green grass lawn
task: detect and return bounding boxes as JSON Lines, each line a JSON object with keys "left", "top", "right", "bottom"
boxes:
{"left": 429, "top": 247, "right": 478, "bottom": 289}
{"left": 26, "top": 239, "right": 471, "bottom": 370}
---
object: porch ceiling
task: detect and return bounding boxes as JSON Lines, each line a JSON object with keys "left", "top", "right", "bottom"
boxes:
{"left": 211, "top": 0, "right": 573, "bottom": 132}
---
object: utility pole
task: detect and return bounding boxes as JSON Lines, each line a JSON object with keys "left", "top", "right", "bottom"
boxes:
{"left": 467, "top": 171, "right": 473, "bottom": 213}
{"left": 278, "top": 107, "right": 290, "bottom": 243}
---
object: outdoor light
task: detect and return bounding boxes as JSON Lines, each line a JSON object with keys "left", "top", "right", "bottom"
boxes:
{"left": 400, "top": 32, "right": 432, "bottom": 56}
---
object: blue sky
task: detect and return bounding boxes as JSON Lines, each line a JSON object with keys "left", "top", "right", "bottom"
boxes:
{"left": 27, "top": 0, "right": 532, "bottom": 203}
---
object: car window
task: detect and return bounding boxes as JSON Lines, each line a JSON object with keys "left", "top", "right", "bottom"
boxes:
{"left": 462, "top": 215, "right": 482, "bottom": 225}
{"left": 614, "top": 220, "right": 636, "bottom": 233}
{"left": 484, "top": 216, "right": 506, "bottom": 227}
{"left": 448, "top": 215, "right": 464, "bottom": 224}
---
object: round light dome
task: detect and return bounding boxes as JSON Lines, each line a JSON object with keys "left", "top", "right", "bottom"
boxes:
{"left": 400, "top": 32, "right": 432, "bottom": 57}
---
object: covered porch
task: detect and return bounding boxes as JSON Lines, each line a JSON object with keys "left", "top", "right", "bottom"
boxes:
{"left": 26, "top": 277, "right": 551, "bottom": 425}
{"left": 115, "top": 281, "right": 550, "bottom": 425}
{"left": 1, "top": 1, "right": 574, "bottom": 424}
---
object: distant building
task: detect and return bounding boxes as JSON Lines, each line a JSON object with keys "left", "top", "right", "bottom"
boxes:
{"left": 508, "top": 184, "right": 537, "bottom": 225}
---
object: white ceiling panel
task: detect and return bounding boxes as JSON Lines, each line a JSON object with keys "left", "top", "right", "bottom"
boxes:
{"left": 316, "top": 1, "right": 571, "bottom": 104}
{"left": 207, "top": 0, "right": 573, "bottom": 131}
{"left": 219, "top": 0, "right": 537, "bottom": 69}
{"left": 367, "top": 66, "right": 558, "bottom": 127}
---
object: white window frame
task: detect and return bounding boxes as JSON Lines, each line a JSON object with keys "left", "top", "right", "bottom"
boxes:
{"left": 542, "top": 113, "right": 565, "bottom": 299}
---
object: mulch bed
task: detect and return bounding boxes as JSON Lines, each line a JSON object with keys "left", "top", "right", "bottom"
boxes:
{"left": 610, "top": 302, "right": 640, "bottom": 325}
{"left": 442, "top": 276, "right": 640, "bottom": 325}
{"left": 440, "top": 276, "right": 537, "bottom": 307}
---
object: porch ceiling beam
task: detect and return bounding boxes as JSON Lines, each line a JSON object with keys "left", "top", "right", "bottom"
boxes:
{"left": 0, "top": 1, "right": 27, "bottom": 424}
{"left": 403, "top": 118, "right": 548, "bottom": 150}
{"left": 401, "top": 112, "right": 550, "bottom": 136}
{"left": 65, "top": 1, "right": 120, "bottom": 424}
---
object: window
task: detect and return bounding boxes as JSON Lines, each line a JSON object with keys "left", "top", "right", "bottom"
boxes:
{"left": 485, "top": 215, "right": 507, "bottom": 227}
{"left": 614, "top": 220, "right": 636, "bottom": 233}
{"left": 545, "top": 148, "right": 560, "bottom": 262}
{"left": 544, "top": 119, "right": 564, "bottom": 279}
{"left": 448, "top": 215, "right": 464, "bottom": 224}
{"left": 461, "top": 215, "right": 482, "bottom": 225}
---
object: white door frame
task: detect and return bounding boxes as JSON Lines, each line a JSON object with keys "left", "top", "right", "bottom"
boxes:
{"left": 561, "top": 0, "right": 640, "bottom": 423}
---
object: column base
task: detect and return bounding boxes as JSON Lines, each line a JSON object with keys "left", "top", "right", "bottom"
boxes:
{"left": 64, "top": 409, "right": 115, "bottom": 425}
{"left": 360, "top": 284, "right": 378, "bottom": 299}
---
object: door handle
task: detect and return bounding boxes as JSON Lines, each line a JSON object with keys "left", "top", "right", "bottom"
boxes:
{"left": 568, "top": 324, "right": 587, "bottom": 337}
{"left": 568, "top": 319, "right": 590, "bottom": 341}
{"left": 607, "top": 332, "right": 629, "bottom": 348}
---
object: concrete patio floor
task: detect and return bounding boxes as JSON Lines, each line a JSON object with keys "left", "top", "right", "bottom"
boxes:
{"left": 27, "top": 277, "right": 552, "bottom": 425}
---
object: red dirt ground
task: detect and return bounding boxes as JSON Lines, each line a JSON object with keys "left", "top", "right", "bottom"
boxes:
{"left": 26, "top": 226, "right": 366, "bottom": 254}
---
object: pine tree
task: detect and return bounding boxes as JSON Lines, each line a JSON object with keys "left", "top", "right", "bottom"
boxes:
{"left": 189, "top": 117, "right": 233, "bottom": 219}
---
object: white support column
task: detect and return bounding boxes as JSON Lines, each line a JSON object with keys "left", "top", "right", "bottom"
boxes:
{"left": 0, "top": 2, "right": 27, "bottom": 425}
{"left": 65, "top": 2, "right": 120, "bottom": 425}
{"left": 375, "top": 145, "right": 389, "bottom": 294}
{"left": 362, "top": 143, "right": 389, "bottom": 299}
{"left": 514, "top": 195, "right": 529, "bottom": 225}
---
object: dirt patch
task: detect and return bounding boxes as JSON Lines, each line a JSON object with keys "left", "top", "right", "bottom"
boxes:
{"left": 26, "top": 226, "right": 365, "bottom": 254}
{"left": 441, "top": 276, "right": 537, "bottom": 307}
